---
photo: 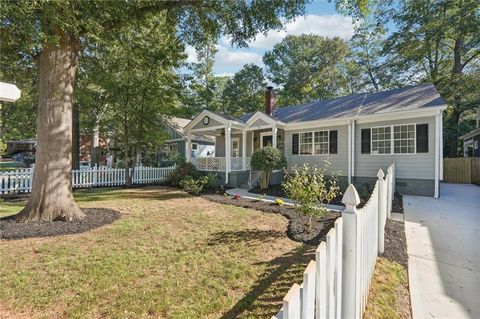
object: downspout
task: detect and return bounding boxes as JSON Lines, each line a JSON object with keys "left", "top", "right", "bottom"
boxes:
{"left": 348, "top": 120, "right": 352, "bottom": 184}
{"left": 434, "top": 110, "right": 440, "bottom": 198}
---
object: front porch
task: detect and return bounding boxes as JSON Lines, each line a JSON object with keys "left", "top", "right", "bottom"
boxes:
{"left": 184, "top": 110, "right": 285, "bottom": 185}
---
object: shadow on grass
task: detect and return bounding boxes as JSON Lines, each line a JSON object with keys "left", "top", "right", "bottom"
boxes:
{"left": 208, "top": 229, "right": 286, "bottom": 246}
{"left": 75, "top": 189, "right": 190, "bottom": 203}
{"left": 210, "top": 229, "right": 316, "bottom": 318}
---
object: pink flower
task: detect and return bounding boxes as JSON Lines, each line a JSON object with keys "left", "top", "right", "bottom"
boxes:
{"left": 232, "top": 194, "right": 241, "bottom": 200}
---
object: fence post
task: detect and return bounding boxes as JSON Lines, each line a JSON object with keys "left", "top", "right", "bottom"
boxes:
{"left": 377, "top": 169, "right": 386, "bottom": 254}
{"left": 283, "top": 283, "right": 302, "bottom": 319}
{"left": 341, "top": 184, "right": 361, "bottom": 319}
{"left": 302, "top": 260, "right": 316, "bottom": 319}
{"left": 386, "top": 166, "right": 392, "bottom": 218}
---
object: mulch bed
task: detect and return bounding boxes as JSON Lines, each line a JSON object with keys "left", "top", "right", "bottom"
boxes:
{"left": 381, "top": 218, "right": 408, "bottom": 270}
{"left": 0, "top": 208, "right": 121, "bottom": 240}
{"left": 392, "top": 192, "right": 404, "bottom": 214}
{"left": 201, "top": 193, "right": 340, "bottom": 245}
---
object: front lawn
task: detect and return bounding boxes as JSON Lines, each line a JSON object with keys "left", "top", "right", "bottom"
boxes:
{"left": 0, "top": 187, "right": 312, "bottom": 318}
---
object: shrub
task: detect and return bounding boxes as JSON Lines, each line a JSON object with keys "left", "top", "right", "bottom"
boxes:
{"left": 203, "top": 172, "right": 221, "bottom": 191}
{"left": 179, "top": 176, "right": 208, "bottom": 195}
{"left": 250, "top": 146, "right": 287, "bottom": 189}
{"left": 166, "top": 162, "right": 200, "bottom": 187}
{"left": 282, "top": 162, "right": 341, "bottom": 228}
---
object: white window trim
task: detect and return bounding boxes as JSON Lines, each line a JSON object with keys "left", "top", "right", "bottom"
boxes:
{"left": 370, "top": 123, "right": 417, "bottom": 155}
{"left": 260, "top": 131, "right": 273, "bottom": 148}
{"left": 296, "top": 130, "right": 330, "bottom": 156}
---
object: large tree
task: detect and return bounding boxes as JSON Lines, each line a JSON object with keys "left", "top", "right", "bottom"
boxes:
{"left": 383, "top": 0, "right": 480, "bottom": 157}
{"left": 222, "top": 63, "right": 266, "bottom": 116}
{"left": 263, "top": 34, "right": 350, "bottom": 105}
{"left": 1, "top": 0, "right": 309, "bottom": 222}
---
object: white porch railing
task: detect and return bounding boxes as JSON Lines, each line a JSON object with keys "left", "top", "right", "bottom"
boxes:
{"left": 191, "top": 157, "right": 251, "bottom": 172}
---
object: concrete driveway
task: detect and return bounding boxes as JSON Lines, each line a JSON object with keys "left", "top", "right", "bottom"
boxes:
{"left": 403, "top": 183, "right": 480, "bottom": 319}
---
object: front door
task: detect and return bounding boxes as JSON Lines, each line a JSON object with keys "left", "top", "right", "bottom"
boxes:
{"left": 231, "top": 137, "right": 240, "bottom": 157}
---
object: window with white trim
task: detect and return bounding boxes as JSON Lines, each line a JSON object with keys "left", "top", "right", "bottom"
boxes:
{"left": 163, "top": 143, "right": 178, "bottom": 157}
{"left": 371, "top": 126, "right": 391, "bottom": 154}
{"left": 298, "top": 130, "right": 329, "bottom": 155}
{"left": 393, "top": 124, "right": 415, "bottom": 154}
{"left": 299, "top": 132, "right": 313, "bottom": 155}
{"left": 371, "top": 124, "right": 416, "bottom": 155}
{"left": 314, "top": 131, "right": 329, "bottom": 155}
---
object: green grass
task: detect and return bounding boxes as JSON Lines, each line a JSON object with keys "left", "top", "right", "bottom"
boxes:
{"left": 364, "top": 257, "right": 411, "bottom": 319}
{"left": 0, "top": 187, "right": 309, "bottom": 319}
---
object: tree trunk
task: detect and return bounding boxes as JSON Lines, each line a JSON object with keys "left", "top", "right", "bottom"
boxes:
{"left": 448, "top": 110, "right": 461, "bottom": 158}
{"left": 91, "top": 115, "right": 100, "bottom": 167}
{"left": 72, "top": 104, "right": 80, "bottom": 171}
{"left": 16, "top": 30, "right": 85, "bottom": 222}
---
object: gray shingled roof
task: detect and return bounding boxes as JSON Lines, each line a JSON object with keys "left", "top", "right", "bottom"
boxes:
{"left": 237, "top": 84, "right": 445, "bottom": 124}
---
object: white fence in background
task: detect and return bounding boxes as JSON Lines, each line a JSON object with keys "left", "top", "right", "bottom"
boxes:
{"left": 0, "top": 165, "right": 177, "bottom": 195}
{"left": 274, "top": 163, "right": 395, "bottom": 319}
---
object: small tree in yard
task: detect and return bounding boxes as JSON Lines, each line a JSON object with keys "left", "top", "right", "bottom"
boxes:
{"left": 250, "top": 147, "right": 287, "bottom": 189}
{"left": 282, "top": 163, "right": 341, "bottom": 230}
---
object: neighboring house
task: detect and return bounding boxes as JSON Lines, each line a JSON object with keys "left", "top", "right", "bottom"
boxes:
{"left": 79, "top": 134, "right": 109, "bottom": 164}
{"left": 5, "top": 139, "right": 36, "bottom": 156}
{"left": 158, "top": 117, "right": 215, "bottom": 165}
{"left": 184, "top": 84, "right": 447, "bottom": 197}
{"left": 459, "top": 107, "right": 480, "bottom": 157}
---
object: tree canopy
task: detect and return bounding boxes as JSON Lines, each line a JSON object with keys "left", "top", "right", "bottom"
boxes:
{"left": 263, "top": 34, "right": 351, "bottom": 105}
{"left": 222, "top": 64, "right": 267, "bottom": 116}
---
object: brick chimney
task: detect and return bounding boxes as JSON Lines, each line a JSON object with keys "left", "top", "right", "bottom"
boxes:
{"left": 265, "top": 86, "right": 277, "bottom": 116}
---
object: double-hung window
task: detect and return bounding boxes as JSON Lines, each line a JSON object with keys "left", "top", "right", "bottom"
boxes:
{"left": 314, "top": 131, "right": 329, "bottom": 155}
{"left": 393, "top": 124, "right": 415, "bottom": 154}
{"left": 299, "top": 132, "right": 313, "bottom": 155}
{"left": 298, "top": 130, "right": 329, "bottom": 155}
{"left": 371, "top": 126, "right": 391, "bottom": 154}
{"left": 371, "top": 124, "right": 416, "bottom": 154}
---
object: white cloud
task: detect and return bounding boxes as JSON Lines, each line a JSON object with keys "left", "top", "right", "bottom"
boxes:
{"left": 215, "top": 72, "right": 234, "bottom": 77}
{"left": 213, "top": 45, "right": 263, "bottom": 69}
{"left": 223, "top": 14, "right": 356, "bottom": 49}
{"left": 185, "top": 45, "right": 198, "bottom": 63}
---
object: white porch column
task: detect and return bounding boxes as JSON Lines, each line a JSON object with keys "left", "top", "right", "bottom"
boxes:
{"left": 272, "top": 125, "right": 278, "bottom": 149}
{"left": 242, "top": 129, "right": 247, "bottom": 170}
{"left": 186, "top": 133, "right": 192, "bottom": 162}
{"left": 225, "top": 124, "right": 231, "bottom": 184}
{"left": 434, "top": 110, "right": 440, "bottom": 198}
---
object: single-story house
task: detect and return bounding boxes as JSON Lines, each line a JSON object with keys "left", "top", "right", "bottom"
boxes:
{"left": 459, "top": 127, "right": 480, "bottom": 157}
{"left": 459, "top": 108, "right": 480, "bottom": 157}
{"left": 157, "top": 117, "right": 215, "bottom": 166}
{"left": 184, "top": 84, "right": 447, "bottom": 197}
{"left": 5, "top": 138, "right": 36, "bottom": 156}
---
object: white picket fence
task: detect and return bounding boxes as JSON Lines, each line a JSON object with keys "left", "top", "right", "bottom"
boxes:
{"left": 0, "top": 165, "right": 177, "bottom": 194}
{"left": 274, "top": 163, "right": 395, "bottom": 319}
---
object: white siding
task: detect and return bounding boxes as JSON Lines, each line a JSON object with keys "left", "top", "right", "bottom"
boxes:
{"left": 355, "top": 116, "right": 436, "bottom": 180}
{"left": 284, "top": 125, "right": 349, "bottom": 176}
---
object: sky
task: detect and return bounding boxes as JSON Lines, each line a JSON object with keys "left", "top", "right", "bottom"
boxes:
{"left": 185, "top": 0, "right": 357, "bottom": 76}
